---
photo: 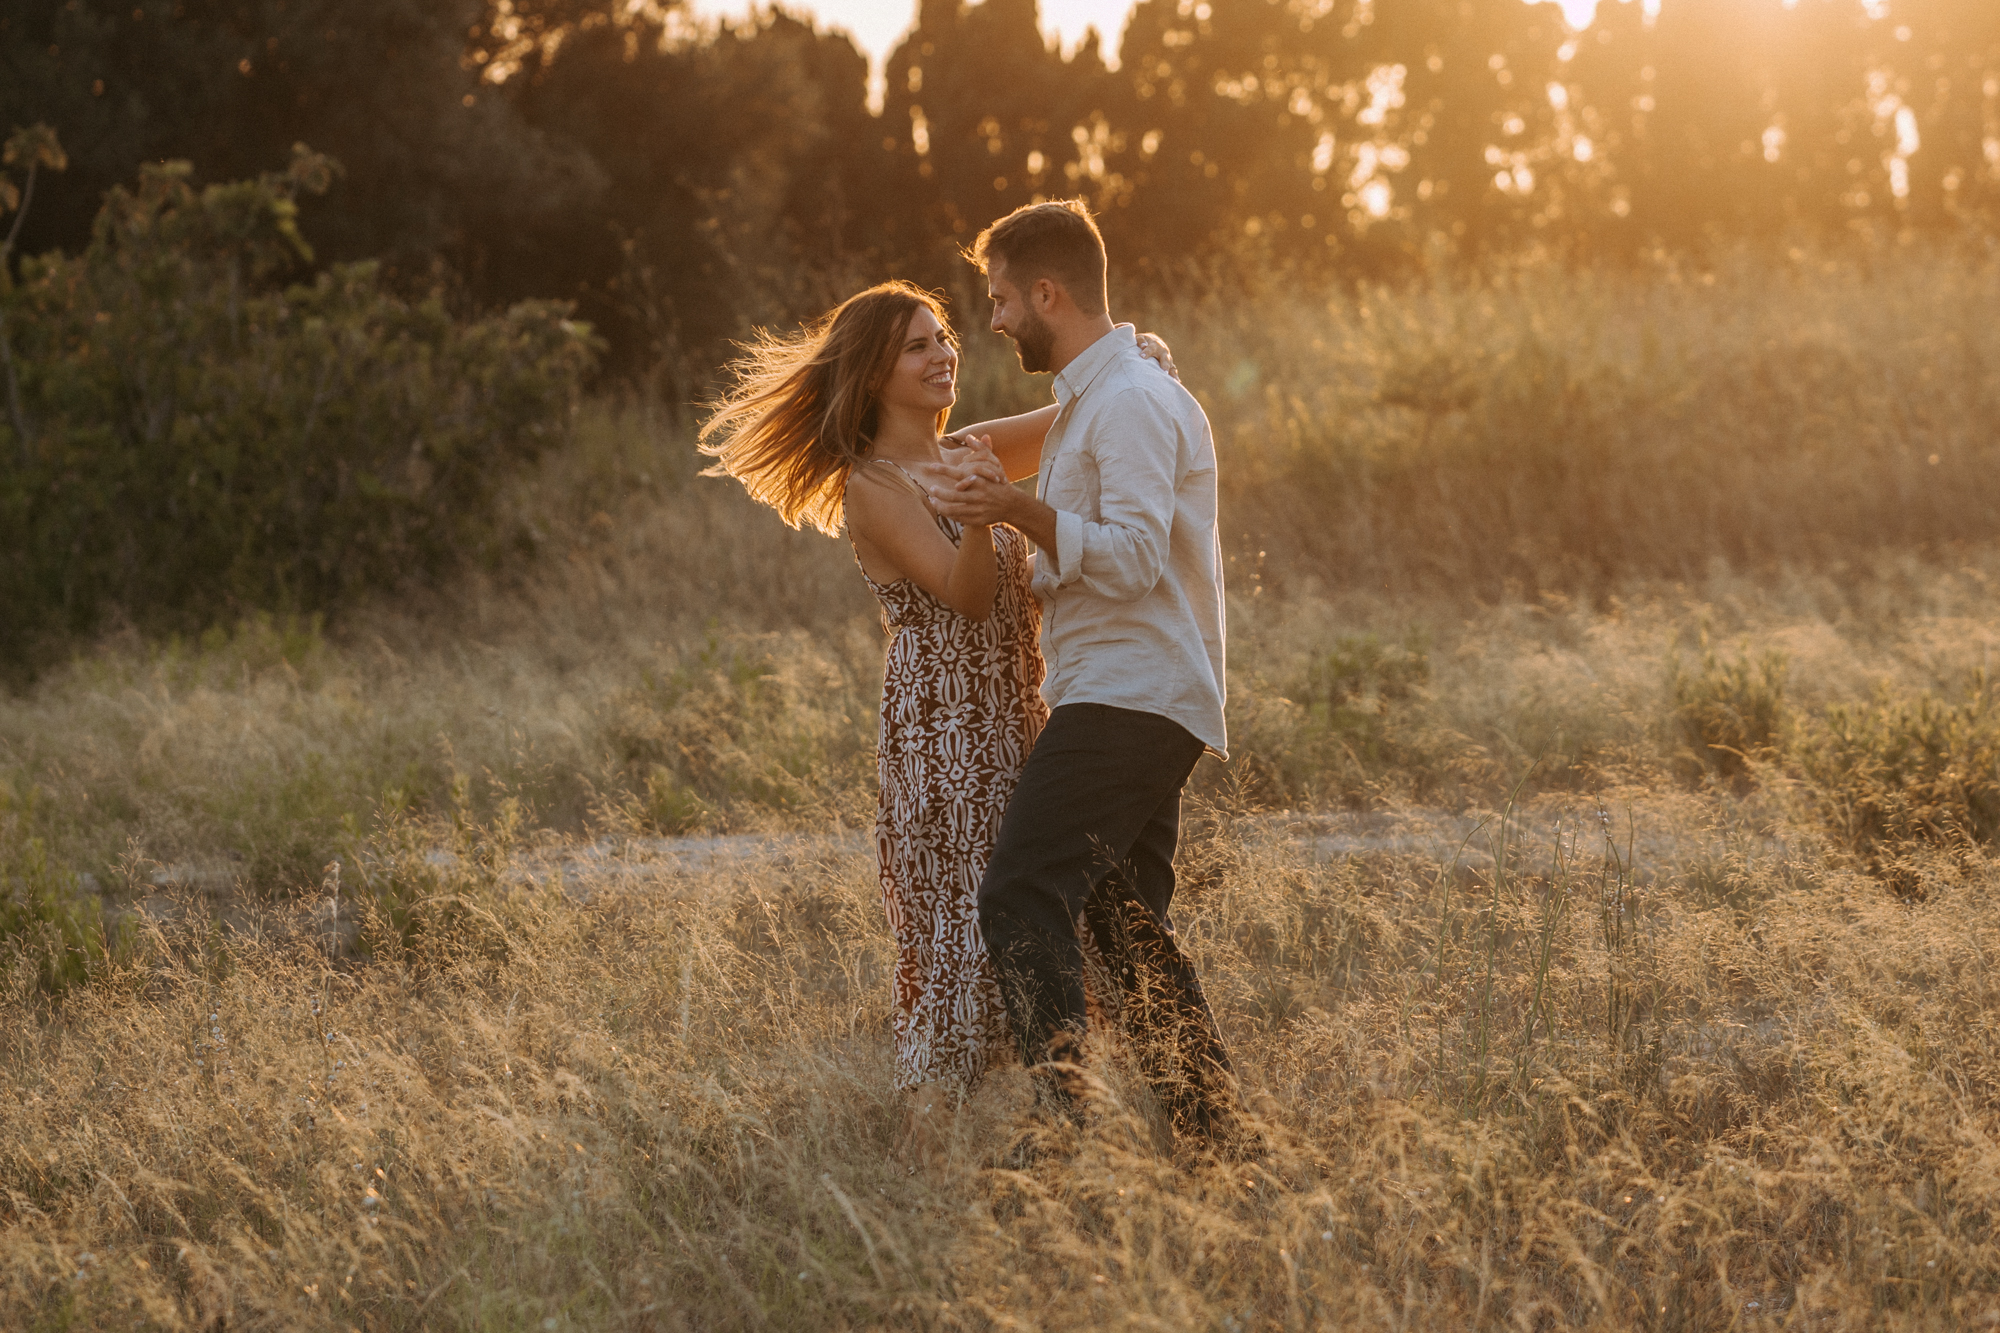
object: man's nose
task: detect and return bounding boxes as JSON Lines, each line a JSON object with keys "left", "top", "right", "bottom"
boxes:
{"left": 990, "top": 309, "right": 1004, "bottom": 332}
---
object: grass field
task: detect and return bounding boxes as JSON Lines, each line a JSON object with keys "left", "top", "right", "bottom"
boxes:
{"left": 6, "top": 251, "right": 2000, "bottom": 1329}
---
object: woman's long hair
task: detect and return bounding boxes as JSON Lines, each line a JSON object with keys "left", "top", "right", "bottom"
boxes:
{"left": 698, "top": 282, "right": 953, "bottom": 536}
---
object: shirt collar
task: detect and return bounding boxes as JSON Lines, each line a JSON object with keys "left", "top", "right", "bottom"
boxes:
{"left": 1052, "top": 324, "right": 1136, "bottom": 407}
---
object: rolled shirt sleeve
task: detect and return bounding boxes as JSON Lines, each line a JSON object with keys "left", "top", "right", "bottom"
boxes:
{"left": 1051, "top": 508, "right": 1086, "bottom": 585}
{"left": 1048, "top": 387, "right": 1178, "bottom": 602}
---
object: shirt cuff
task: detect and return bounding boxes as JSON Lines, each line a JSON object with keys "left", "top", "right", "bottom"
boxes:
{"left": 1053, "top": 509, "right": 1085, "bottom": 586}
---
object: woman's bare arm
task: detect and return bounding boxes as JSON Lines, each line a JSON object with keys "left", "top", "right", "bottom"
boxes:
{"left": 845, "top": 467, "right": 998, "bottom": 620}
{"left": 947, "top": 405, "right": 1058, "bottom": 483}
{"left": 944, "top": 333, "right": 1180, "bottom": 483}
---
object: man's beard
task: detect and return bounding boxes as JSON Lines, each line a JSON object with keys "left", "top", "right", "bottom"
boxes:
{"left": 1011, "top": 307, "right": 1057, "bottom": 373}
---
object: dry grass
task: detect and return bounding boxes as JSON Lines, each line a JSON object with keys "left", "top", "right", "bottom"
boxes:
{"left": 8, "top": 251, "right": 2000, "bottom": 1328}
{"left": 7, "top": 559, "right": 2000, "bottom": 1330}
{"left": 1152, "top": 245, "right": 2000, "bottom": 597}
{"left": 5, "top": 789, "right": 2000, "bottom": 1330}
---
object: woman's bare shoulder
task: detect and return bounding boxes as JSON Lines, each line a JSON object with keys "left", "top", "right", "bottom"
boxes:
{"left": 846, "top": 461, "right": 923, "bottom": 504}
{"left": 844, "top": 461, "right": 930, "bottom": 532}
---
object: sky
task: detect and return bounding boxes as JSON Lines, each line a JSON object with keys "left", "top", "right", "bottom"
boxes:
{"left": 681, "top": 0, "right": 1605, "bottom": 82}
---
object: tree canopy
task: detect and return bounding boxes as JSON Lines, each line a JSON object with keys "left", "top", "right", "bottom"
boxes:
{"left": 4, "top": 0, "right": 1997, "bottom": 375}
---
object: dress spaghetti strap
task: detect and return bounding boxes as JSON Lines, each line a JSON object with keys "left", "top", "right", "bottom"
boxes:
{"left": 867, "top": 456, "right": 930, "bottom": 500}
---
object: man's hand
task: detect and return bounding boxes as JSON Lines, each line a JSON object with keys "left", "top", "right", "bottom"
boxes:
{"left": 926, "top": 471, "right": 1021, "bottom": 527}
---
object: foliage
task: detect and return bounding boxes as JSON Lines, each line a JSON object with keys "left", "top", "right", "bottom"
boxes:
{"left": 495, "top": 6, "right": 902, "bottom": 385}
{"left": 0, "top": 781, "right": 124, "bottom": 996}
{"left": 0, "top": 136, "right": 598, "bottom": 664}
{"left": 603, "top": 631, "right": 879, "bottom": 834}
{"left": 7, "top": 1, "right": 1999, "bottom": 375}
{"left": 1667, "top": 635, "right": 1787, "bottom": 783}
{"left": 1250, "top": 630, "right": 1438, "bottom": 800}
{"left": 1307, "top": 630, "right": 1432, "bottom": 710}
{"left": 0, "top": 0, "right": 597, "bottom": 289}
{"left": 348, "top": 791, "right": 536, "bottom": 969}
{"left": 1, "top": 253, "right": 1999, "bottom": 908}
{"left": 1791, "top": 671, "right": 2000, "bottom": 870}
{"left": 1197, "top": 250, "right": 2000, "bottom": 598}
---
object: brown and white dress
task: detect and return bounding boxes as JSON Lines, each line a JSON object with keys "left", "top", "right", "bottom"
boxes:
{"left": 855, "top": 460, "right": 1048, "bottom": 1092}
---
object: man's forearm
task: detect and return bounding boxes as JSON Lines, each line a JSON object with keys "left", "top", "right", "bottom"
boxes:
{"left": 1001, "top": 489, "right": 1060, "bottom": 555}
{"left": 928, "top": 472, "right": 1061, "bottom": 553}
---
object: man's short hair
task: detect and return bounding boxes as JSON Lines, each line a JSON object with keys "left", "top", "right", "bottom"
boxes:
{"left": 969, "top": 200, "right": 1108, "bottom": 317}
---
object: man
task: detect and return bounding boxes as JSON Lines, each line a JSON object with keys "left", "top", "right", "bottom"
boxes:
{"left": 926, "top": 199, "right": 1239, "bottom": 1144}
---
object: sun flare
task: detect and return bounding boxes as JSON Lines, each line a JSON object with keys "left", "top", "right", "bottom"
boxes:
{"left": 685, "top": 0, "right": 1611, "bottom": 78}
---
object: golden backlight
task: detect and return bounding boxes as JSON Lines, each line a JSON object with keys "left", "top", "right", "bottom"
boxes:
{"left": 685, "top": 0, "right": 1618, "bottom": 75}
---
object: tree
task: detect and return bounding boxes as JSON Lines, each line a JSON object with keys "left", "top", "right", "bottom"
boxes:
{"left": 0, "top": 0, "right": 600, "bottom": 288}
{"left": 3, "top": 0, "right": 1996, "bottom": 385}
{"left": 498, "top": 3, "right": 912, "bottom": 383}
{"left": 882, "top": 0, "right": 1117, "bottom": 258}
{"left": 1104, "top": 0, "right": 1357, "bottom": 265}
{"left": 0, "top": 132, "right": 597, "bottom": 663}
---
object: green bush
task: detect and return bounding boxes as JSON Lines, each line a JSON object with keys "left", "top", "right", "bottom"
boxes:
{"left": 604, "top": 632, "right": 878, "bottom": 833}
{"left": 0, "top": 133, "right": 599, "bottom": 667}
{"left": 1790, "top": 672, "right": 2000, "bottom": 866}
{"left": 1307, "top": 631, "right": 1432, "bottom": 711}
{"left": 1295, "top": 631, "right": 1433, "bottom": 772}
{"left": 1216, "top": 631, "right": 1441, "bottom": 809}
{"left": 0, "top": 780, "right": 126, "bottom": 995}
{"left": 1667, "top": 636, "right": 1788, "bottom": 784}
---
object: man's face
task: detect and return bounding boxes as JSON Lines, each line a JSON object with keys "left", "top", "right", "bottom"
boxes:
{"left": 988, "top": 261, "right": 1056, "bottom": 374}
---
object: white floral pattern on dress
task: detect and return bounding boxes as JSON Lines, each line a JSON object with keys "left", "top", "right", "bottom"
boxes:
{"left": 857, "top": 496, "right": 1048, "bottom": 1092}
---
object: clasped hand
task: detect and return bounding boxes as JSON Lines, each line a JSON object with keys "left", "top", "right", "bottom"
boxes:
{"left": 919, "top": 435, "right": 1018, "bottom": 527}
{"left": 911, "top": 332, "right": 1176, "bottom": 537}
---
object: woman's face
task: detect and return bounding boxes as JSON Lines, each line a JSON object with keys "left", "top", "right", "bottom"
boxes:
{"left": 876, "top": 305, "right": 958, "bottom": 420}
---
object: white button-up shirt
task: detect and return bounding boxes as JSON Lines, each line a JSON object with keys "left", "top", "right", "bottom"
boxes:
{"left": 1030, "top": 324, "right": 1228, "bottom": 758}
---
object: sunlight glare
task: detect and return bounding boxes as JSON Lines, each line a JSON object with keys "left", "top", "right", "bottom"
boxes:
{"left": 1542, "top": 0, "right": 1600, "bottom": 28}
{"left": 684, "top": 0, "right": 1136, "bottom": 71}
{"left": 683, "top": 0, "right": 1624, "bottom": 108}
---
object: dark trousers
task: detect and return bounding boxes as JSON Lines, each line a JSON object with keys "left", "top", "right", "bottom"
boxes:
{"left": 977, "top": 702, "right": 1237, "bottom": 1136}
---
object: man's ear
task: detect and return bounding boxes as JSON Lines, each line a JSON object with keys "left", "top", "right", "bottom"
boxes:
{"left": 1031, "top": 276, "right": 1062, "bottom": 314}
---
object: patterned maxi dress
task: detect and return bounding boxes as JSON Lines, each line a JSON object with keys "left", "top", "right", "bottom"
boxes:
{"left": 856, "top": 461, "right": 1049, "bottom": 1092}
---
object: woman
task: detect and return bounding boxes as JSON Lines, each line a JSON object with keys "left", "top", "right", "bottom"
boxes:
{"left": 698, "top": 282, "right": 1173, "bottom": 1146}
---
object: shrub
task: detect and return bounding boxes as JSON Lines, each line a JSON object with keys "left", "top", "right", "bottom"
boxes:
{"left": 1790, "top": 671, "right": 2000, "bottom": 868}
{"left": 1297, "top": 630, "right": 1433, "bottom": 771}
{"left": 0, "top": 781, "right": 125, "bottom": 995}
{"left": 603, "top": 631, "right": 879, "bottom": 833}
{"left": 1219, "top": 631, "right": 1439, "bottom": 808}
{"left": 1666, "top": 635, "right": 1787, "bottom": 784}
{"left": 0, "top": 133, "right": 599, "bottom": 667}
{"left": 1307, "top": 631, "right": 1431, "bottom": 710}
